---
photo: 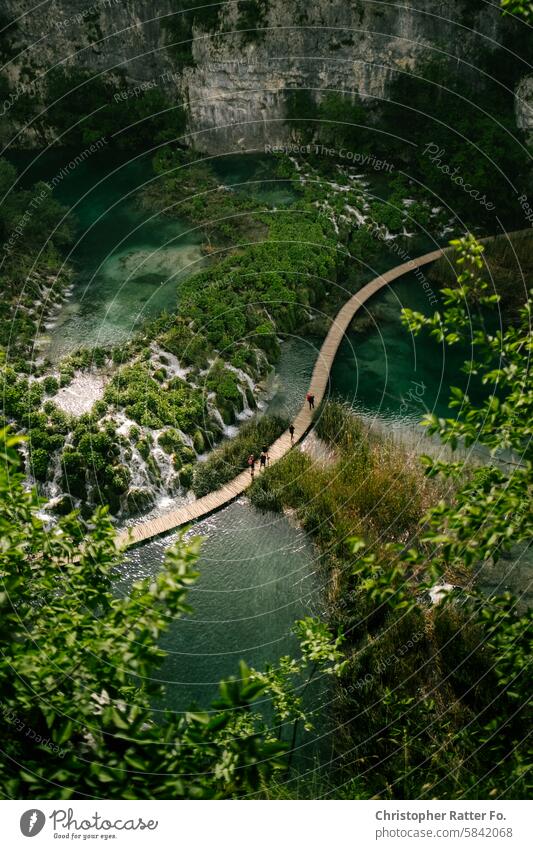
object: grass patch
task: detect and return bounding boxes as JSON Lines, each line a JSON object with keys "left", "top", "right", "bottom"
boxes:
{"left": 192, "top": 414, "right": 288, "bottom": 497}
{"left": 251, "top": 401, "right": 434, "bottom": 557}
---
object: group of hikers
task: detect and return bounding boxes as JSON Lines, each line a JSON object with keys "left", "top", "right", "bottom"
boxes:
{"left": 247, "top": 446, "right": 269, "bottom": 478}
{"left": 246, "top": 392, "right": 315, "bottom": 478}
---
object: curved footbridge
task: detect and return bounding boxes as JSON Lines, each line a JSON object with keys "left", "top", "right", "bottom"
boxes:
{"left": 118, "top": 248, "right": 445, "bottom": 549}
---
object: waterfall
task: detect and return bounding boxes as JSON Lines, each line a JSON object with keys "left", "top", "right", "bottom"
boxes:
{"left": 209, "top": 405, "right": 238, "bottom": 437}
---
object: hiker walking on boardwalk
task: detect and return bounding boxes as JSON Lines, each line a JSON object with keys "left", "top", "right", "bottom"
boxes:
{"left": 259, "top": 446, "right": 269, "bottom": 470}
{"left": 289, "top": 423, "right": 295, "bottom": 444}
{"left": 306, "top": 392, "right": 315, "bottom": 410}
{"left": 247, "top": 454, "right": 256, "bottom": 478}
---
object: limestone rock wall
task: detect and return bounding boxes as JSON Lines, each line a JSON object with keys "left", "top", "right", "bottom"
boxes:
{"left": 0, "top": 0, "right": 527, "bottom": 151}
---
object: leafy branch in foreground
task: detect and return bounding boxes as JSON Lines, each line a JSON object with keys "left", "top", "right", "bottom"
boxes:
{"left": 0, "top": 428, "right": 289, "bottom": 799}
{"left": 500, "top": 0, "right": 533, "bottom": 22}
{"left": 402, "top": 233, "right": 532, "bottom": 574}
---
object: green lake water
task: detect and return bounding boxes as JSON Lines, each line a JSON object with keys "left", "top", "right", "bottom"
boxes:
{"left": 121, "top": 499, "right": 330, "bottom": 765}
{"left": 9, "top": 149, "right": 205, "bottom": 360}
{"left": 122, "top": 500, "right": 321, "bottom": 708}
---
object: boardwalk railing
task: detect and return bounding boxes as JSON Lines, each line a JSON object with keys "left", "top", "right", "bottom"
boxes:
{"left": 117, "top": 248, "right": 445, "bottom": 548}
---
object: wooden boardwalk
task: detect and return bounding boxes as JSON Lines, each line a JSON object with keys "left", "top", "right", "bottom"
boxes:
{"left": 117, "top": 248, "right": 444, "bottom": 548}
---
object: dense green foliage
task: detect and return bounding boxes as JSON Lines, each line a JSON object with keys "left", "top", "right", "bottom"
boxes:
{"left": 0, "top": 428, "right": 348, "bottom": 797}
{"left": 2, "top": 147, "right": 342, "bottom": 516}
{"left": 286, "top": 39, "right": 531, "bottom": 230}
{"left": 402, "top": 234, "right": 532, "bottom": 572}
{"left": 0, "top": 429, "right": 285, "bottom": 797}
{"left": 44, "top": 68, "right": 186, "bottom": 149}
{"left": 0, "top": 158, "right": 73, "bottom": 360}
{"left": 146, "top": 147, "right": 269, "bottom": 244}
{"left": 501, "top": 0, "right": 533, "bottom": 21}
{"left": 430, "top": 229, "right": 533, "bottom": 321}
{"left": 105, "top": 362, "right": 206, "bottom": 432}
{"left": 192, "top": 414, "right": 288, "bottom": 496}
{"left": 378, "top": 46, "right": 531, "bottom": 227}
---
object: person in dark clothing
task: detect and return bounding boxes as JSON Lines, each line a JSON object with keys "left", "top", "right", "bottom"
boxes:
{"left": 289, "top": 423, "right": 295, "bottom": 444}
{"left": 247, "top": 454, "right": 256, "bottom": 478}
{"left": 259, "top": 446, "right": 269, "bottom": 470}
{"left": 306, "top": 392, "right": 315, "bottom": 410}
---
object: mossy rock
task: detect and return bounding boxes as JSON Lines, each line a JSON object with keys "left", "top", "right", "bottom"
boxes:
{"left": 124, "top": 487, "right": 155, "bottom": 514}
{"left": 136, "top": 439, "right": 151, "bottom": 461}
{"left": 158, "top": 427, "right": 184, "bottom": 455}
{"left": 245, "top": 386, "right": 256, "bottom": 409}
{"left": 218, "top": 402, "right": 235, "bottom": 425}
{"left": 146, "top": 455, "right": 161, "bottom": 482}
{"left": 193, "top": 430, "right": 205, "bottom": 453}
{"left": 201, "top": 429, "right": 217, "bottom": 452}
{"left": 50, "top": 494, "right": 77, "bottom": 516}
{"left": 179, "top": 463, "right": 193, "bottom": 490}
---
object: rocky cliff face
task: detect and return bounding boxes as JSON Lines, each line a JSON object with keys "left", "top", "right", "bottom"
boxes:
{"left": 0, "top": 0, "right": 528, "bottom": 151}
{"left": 182, "top": 0, "right": 512, "bottom": 152}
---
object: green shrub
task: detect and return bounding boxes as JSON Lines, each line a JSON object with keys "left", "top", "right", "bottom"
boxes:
{"left": 43, "top": 375, "right": 59, "bottom": 395}
{"left": 29, "top": 447, "right": 49, "bottom": 481}
{"left": 192, "top": 415, "right": 288, "bottom": 497}
{"left": 158, "top": 428, "right": 184, "bottom": 455}
{"left": 179, "top": 463, "right": 194, "bottom": 489}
